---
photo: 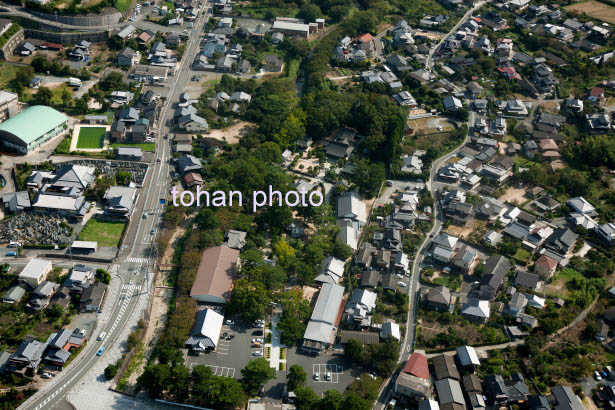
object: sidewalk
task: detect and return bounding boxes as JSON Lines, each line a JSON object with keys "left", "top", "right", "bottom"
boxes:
{"left": 266, "top": 314, "right": 286, "bottom": 371}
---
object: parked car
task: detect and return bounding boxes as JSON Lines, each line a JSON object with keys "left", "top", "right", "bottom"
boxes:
{"left": 595, "top": 371, "right": 602, "bottom": 381}
{"left": 325, "top": 372, "right": 331, "bottom": 381}
{"left": 41, "top": 372, "right": 52, "bottom": 379}
{"left": 251, "top": 338, "right": 263, "bottom": 344}
{"left": 226, "top": 320, "right": 234, "bottom": 325}
{"left": 252, "top": 330, "right": 264, "bottom": 336}
{"left": 252, "top": 351, "right": 263, "bottom": 357}
{"left": 6, "top": 252, "right": 16, "bottom": 257}
{"left": 313, "top": 373, "right": 319, "bottom": 381}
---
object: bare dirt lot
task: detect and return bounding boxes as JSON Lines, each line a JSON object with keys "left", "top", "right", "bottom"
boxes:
{"left": 446, "top": 223, "right": 475, "bottom": 240}
{"left": 206, "top": 121, "right": 256, "bottom": 144}
{"left": 499, "top": 187, "right": 527, "bottom": 205}
{"left": 566, "top": 0, "right": 615, "bottom": 23}
{"left": 408, "top": 116, "right": 455, "bottom": 134}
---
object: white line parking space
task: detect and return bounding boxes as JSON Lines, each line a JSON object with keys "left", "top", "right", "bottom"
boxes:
{"left": 189, "top": 363, "right": 235, "bottom": 378}
{"left": 312, "top": 364, "right": 343, "bottom": 383}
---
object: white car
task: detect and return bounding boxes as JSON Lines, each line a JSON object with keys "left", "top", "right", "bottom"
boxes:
{"left": 41, "top": 373, "right": 53, "bottom": 379}
{"left": 252, "top": 351, "right": 263, "bottom": 357}
{"left": 313, "top": 373, "right": 319, "bottom": 381}
{"left": 97, "top": 332, "right": 106, "bottom": 341}
{"left": 325, "top": 372, "right": 331, "bottom": 381}
{"left": 225, "top": 320, "right": 234, "bottom": 325}
{"left": 398, "top": 282, "right": 407, "bottom": 287}
{"left": 595, "top": 371, "right": 603, "bottom": 381}
{"left": 251, "top": 338, "right": 263, "bottom": 344}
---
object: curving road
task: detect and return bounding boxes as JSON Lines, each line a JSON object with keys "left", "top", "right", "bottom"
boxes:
{"left": 374, "top": 113, "right": 472, "bottom": 410}
{"left": 425, "top": 1, "right": 489, "bottom": 69}
{"left": 16, "top": 3, "right": 210, "bottom": 410}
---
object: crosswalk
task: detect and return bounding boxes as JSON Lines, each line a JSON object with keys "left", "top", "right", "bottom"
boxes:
{"left": 121, "top": 283, "right": 141, "bottom": 292}
{"left": 126, "top": 257, "right": 149, "bottom": 264}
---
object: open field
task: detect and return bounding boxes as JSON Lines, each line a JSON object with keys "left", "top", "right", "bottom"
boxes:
{"left": 77, "top": 126, "right": 106, "bottom": 149}
{"left": 566, "top": 1, "right": 615, "bottom": 24}
{"left": 545, "top": 267, "right": 584, "bottom": 297}
{"left": 205, "top": 121, "right": 256, "bottom": 145}
{"left": 78, "top": 219, "right": 126, "bottom": 247}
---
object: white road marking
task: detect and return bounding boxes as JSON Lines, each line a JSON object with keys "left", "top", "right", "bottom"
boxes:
{"left": 312, "top": 364, "right": 344, "bottom": 383}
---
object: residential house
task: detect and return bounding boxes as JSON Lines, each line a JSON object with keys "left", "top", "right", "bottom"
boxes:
{"left": 475, "top": 255, "right": 511, "bottom": 300}
{"left": 80, "top": 282, "right": 107, "bottom": 312}
{"left": 462, "top": 298, "right": 490, "bottom": 323}
{"left": 432, "top": 354, "right": 460, "bottom": 380}
{"left": 424, "top": 286, "right": 451, "bottom": 311}
{"left": 534, "top": 254, "right": 558, "bottom": 278}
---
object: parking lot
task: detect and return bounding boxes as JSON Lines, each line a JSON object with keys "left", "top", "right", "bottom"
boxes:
{"left": 312, "top": 364, "right": 344, "bottom": 383}
{"left": 285, "top": 348, "right": 357, "bottom": 395}
{"left": 184, "top": 315, "right": 265, "bottom": 380}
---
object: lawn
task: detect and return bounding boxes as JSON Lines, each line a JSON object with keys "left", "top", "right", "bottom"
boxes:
{"left": 77, "top": 127, "right": 106, "bottom": 149}
{"left": 286, "top": 59, "right": 300, "bottom": 80}
{"left": 79, "top": 219, "right": 126, "bottom": 247}
{"left": 431, "top": 272, "right": 462, "bottom": 291}
{"left": 114, "top": 0, "right": 132, "bottom": 13}
{"left": 557, "top": 267, "right": 584, "bottom": 282}
{"left": 0, "top": 63, "right": 22, "bottom": 89}
{"left": 111, "top": 142, "right": 155, "bottom": 152}
{"left": 513, "top": 248, "right": 531, "bottom": 264}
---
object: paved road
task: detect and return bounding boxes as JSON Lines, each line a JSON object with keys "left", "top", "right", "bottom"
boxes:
{"left": 425, "top": 1, "right": 489, "bottom": 69}
{"left": 374, "top": 113, "right": 472, "bottom": 410}
{"left": 16, "top": 3, "right": 210, "bottom": 410}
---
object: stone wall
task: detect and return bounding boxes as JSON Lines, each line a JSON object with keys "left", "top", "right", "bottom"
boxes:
{"left": 27, "top": 9, "right": 122, "bottom": 27}
{"left": 24, "top": 28, "right": 110, "bottom": 44}
{"left": 1, "top": 28, "right": 24, "bottom": 60}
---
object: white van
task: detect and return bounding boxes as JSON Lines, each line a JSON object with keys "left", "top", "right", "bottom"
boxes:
{"left": 97, "top": 332, "right": 106, "bottom": 341}
{"left": 68, "top": 78, "right": 82, "bottom": 88}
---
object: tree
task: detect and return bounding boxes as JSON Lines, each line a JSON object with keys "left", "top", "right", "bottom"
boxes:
{"left": 61, "top": 88, "right": 72, "bottom": 107}
{"left": 240, "top": 358, "right": 276, "bottom": 393}
{"left": 287, "top": 365, "right": 307, "bottom": 391}
{"left": 297, "top": 3, "right": 322, "bottom": 22}
{"left": 138, "top": 364, "right": 172, "bottom": 398}
{"left": 33, "top": 86, "right": 53, "bottom": 106}
{"left": 104, "top": 364, "right": 118, "bottom": 379}
{"left": 96, "top": 268, "right": 111, "bottom": 284}
{"left": 76, "top": 95, "right": 88, "bottom": 112}
{"left": 115, "top": 170, "right": 131, "bottom": 186}
{"left": 333, "top": 240, "right": 353, "bottom": 260}
{"left": 344, "top": 339, "right": 364, "bottom": 362}
{"left": 167, "top": 364, "right": 191, "bottom": 402}
{"left": 351, "top": 160, "right": 386, "bottom": 198}
{"left": 294, "top": 386, "right": 319, "bottom": 410}
{"left": 15, "top": 67, "right": 34, "bottom": 87}
{"left": 227, "top": 279, "right": 270, "bottom": 321}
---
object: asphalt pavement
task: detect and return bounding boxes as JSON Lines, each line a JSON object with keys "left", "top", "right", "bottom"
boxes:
{"left": 17, "top": 3, "right": 210, "bottom": 410}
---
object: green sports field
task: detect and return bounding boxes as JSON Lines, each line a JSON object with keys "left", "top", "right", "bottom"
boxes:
{"left": 77, "top": 127, "right": 106, "bottom": 149}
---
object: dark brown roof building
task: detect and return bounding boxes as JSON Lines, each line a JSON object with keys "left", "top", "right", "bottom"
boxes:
{"left": 432, "top": 354, "right": 460, "bottom": 380}
{"left": 190, "top": 246, "right": 240, "bottom": 304}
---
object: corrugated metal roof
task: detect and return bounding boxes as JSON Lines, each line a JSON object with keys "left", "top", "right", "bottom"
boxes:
{"left": 310, "top": 283, "right": 344, "bottom": 325}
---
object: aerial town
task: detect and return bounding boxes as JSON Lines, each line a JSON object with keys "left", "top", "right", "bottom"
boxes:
{"left": 0, "top": 0, "right": 612, "bottom": 408}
